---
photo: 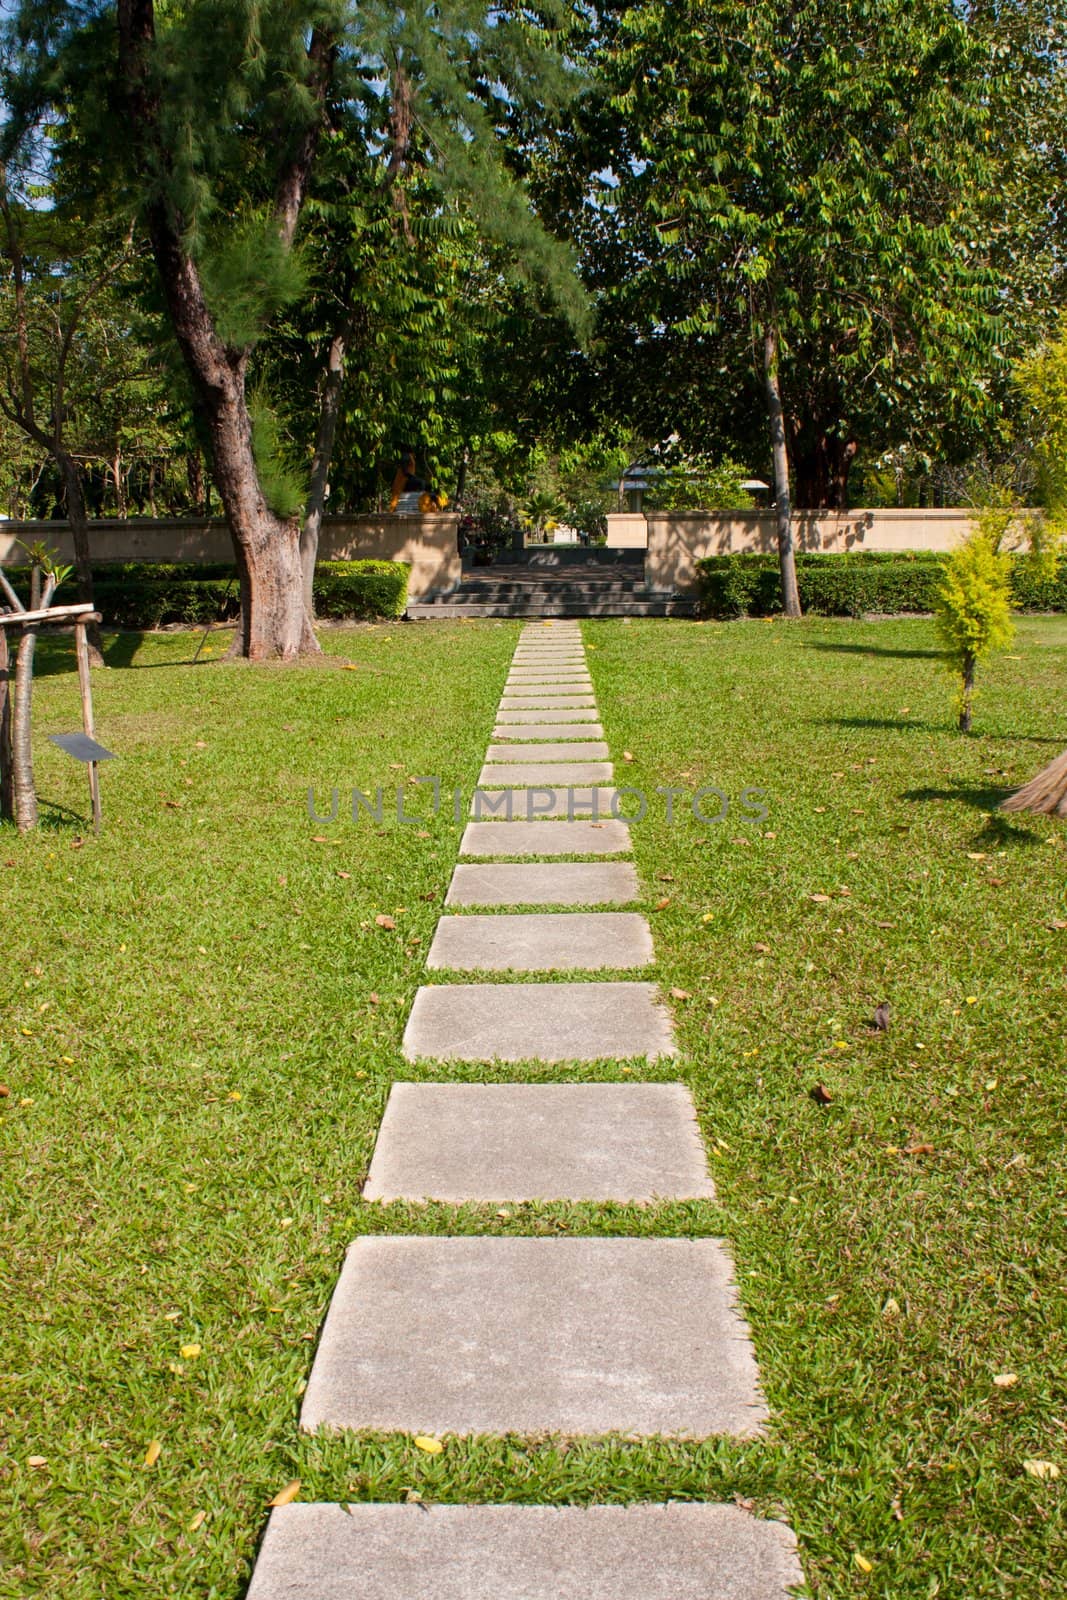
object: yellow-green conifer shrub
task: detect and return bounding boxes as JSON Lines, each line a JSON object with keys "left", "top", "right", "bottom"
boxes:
{"left": 934, "top": 530, "right": 1015, "bottom": 732}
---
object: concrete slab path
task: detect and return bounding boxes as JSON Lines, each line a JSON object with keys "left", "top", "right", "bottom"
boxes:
{"left": 247, "top": 1503, "right": 804, "bottom": 1600}
{"left": 403, "top": 980, "right": 677, "bottom": 1061}
{"left": 445, "top": 860, "right": 640, "bottom": 906}
{"left": 362, "top": 1083, "right": 715, "bottom": 1202}
{"left": 300, "top": 1236, "right": 766, "bottom": 1437}
{"left": 425, "top": 911, "right": 653, "bottom": 971}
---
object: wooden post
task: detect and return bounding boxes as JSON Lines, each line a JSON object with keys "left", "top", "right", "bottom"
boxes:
{"left": 0, "top": 627, "right": 12, "bottom": 822}
{"left": 74, "top": 618, "right": 102, "bottom": 832}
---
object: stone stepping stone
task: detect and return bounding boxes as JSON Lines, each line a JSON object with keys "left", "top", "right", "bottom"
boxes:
{"left": 485, "top": 741, "right": 609, "bottom": 762}
{"left": 460, "top": 819, "right": 631, "bottom": 854}
{"left": 426, "top": 911, "right": 653, "bottom": 971}
{"left": 500, "top": 685, "right": 596, "bottom": 699}
{"left": 403, "top": 981, "right": 673, "bottom": 1061}
{"left": 446, "top": 861, "right": 640, "bottom": 906}
{"left": 507, "top": 671, "right": 592, "bottom": 683}
{"left": 511, "top": 656, "right": 587, "bottom": 666}
{"left": 470, "top": 789, "right": 623, "bottom": 821}
{"left": 492, "top": 723, "right": 606, "bottom": 741}
{"left": 248, "top": 1503, "right": 802, "bottom": 1600}
{"left": 477, "top": 761, "right": 614, "bottom": 785}
{"left": 363, "top": 1083, "right": 715, "bottom": 1201}
{"left": 496, "top": 706, "right": 602, "bottom": 723}
{"left": 300, "top": 1236, "right": 763, "bottom": 1436}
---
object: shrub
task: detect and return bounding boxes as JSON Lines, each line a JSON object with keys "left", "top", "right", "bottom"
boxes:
{"left": 2, "top": 560, "right": 409, "bottom": 628}
{"left": 695, "top": 550, "right": 1067, "bottom": 619}
{"left": 933, "top": 533, "right": 1015, "bottom": 732}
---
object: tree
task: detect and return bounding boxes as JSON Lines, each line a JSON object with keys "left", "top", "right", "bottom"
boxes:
{"left": 0, "top": 175, "right": 139, "bottom": 662}
{"left": 933, "top": 521, "right": 1015, "bottom": 733}
{"left": 3, "top": 1, "right": 587, "bottom": 657}
{"left": 599, "top": 0, "right": 1056, "bottom": 612}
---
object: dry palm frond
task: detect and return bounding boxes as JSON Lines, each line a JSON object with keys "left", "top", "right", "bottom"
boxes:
{"left": 1001, "top": 747, "right": 1067, "bottom": 817}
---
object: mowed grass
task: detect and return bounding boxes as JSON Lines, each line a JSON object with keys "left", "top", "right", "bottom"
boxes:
{"left": 0, "top": 613, "right": 1064, "bottom": 1599}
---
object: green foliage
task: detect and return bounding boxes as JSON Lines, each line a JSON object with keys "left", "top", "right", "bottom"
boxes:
{"left": 1016, "top": 320, "right": 1067, "bottom": 529}
{"left": 200, "top": 211, "right": 308, "bottom": 351}
{"left": 643, "top": 457, "right": 754, "bottom": 512}
{"left": 934, "top": 527, "right": 1015, "bottom": 727}
{"left": 935, "top": 531, "right": 1016, "bottom": 661}
{"left": 598, "top": 0, "right": 1057, "bottom": 498}
{"left": 249, "top": 391, "right": 307, "bottom": 521}
{"left": 695, "top": 550, "right": 1067, "bottom": 619}
{"left": 35, "top": 560, "right": 412, "bottom": 629}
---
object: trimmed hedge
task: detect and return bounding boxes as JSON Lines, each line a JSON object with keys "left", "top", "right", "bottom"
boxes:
{"left": 2, "top": 560, "right": 409, "bottom": 628}
{"left": 695, "top": 551, "right": 1067, "bottom": 618}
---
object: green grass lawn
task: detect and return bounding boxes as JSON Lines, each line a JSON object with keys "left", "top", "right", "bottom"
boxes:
{"left": 1, "top": 615, "right": 1064, "bottom": 1598}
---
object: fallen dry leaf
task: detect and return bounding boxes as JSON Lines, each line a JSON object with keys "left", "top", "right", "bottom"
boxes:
{"left": 368, "top": 993, "right": 380, "bottom": 1006}
{"left": 904, "top": 1142, "right": 935, "bottom": 1157}
{"left": 268, "top": 1479, "right": 302, "bottom": 1507}
{"left": 27, "top": 1456, "right": 47, "bottom": 1468}
{"left": 375, "top": 914, "right": 396, "bottom": 930}
{"left": 336, "top": 870, "right": 351, "bottom": 880}
{"left": 993, "top": 1373, "right": 1019, "bottom": 1389}
{"left": 810, "top": 1084, "right": 833, "bottom": 1106}
{"left": 1023, "top": 1459, "right": 1060, "bottom": 1481}
{"left": 188, "top": 1511, "right": 207, "bottom": 1532}
{"left": 670, "top": 988, "right": 691, "bottom": 1001}
{"left": 753, "top": 942, "right": 771, "bottom": 954}
{"left": 654, "top": 897, "right": 671, "bottom": 911}
{"left": 810, "top": 893, "right": 832, "bottom": 904}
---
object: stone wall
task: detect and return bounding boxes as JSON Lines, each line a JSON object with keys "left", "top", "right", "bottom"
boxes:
{"left": 605, "top": 508, "right": 1030, "bottom": 595}
{"left": 0, "top": 513, "right": 462, "bottom": 602}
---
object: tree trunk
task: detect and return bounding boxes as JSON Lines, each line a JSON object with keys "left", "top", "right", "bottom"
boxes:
{"left": 112, "top": 451, "right": 127, "bottom": 517}
{"left": 792, "top": 428, "right": 858, "bottom": 510}
{"left": 13, "top": 625, "right": 39, "bottom": 832}
{"left": 301, "top": 323, "right": 349, "bottom": 617}
{"left": 0, "top": 627, "right": 13, "bottom": 822}
{"left": 57, "top": 450, "right": 105, "bottom": 665}
{"left": 763, "top": 325, "right": 802, "bottom": 618}
{"left": 959, "top": 653, "right": 975, "bottom": 732}
{"left": 187, "top": 450, "right": 206, "bottom": 513}
{"left": 118, "top": 0, "right": 332, "bottom": 660}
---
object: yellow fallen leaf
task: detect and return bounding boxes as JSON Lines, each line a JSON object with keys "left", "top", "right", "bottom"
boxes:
{"left": 61, "top": 1055, "right": 75, "bottom": 1065}
{"left": 268, "top": 1479, "right": 302, "bottom": 1506}
{"left": 227, "top": 1091, "right": 242, "bottom": 1101}
{"left": 413, "top": 1436, "right": 445, "bottom": 1455}
{"left": 993, "top": 1373, "right": 1018, "bottom": 1388}
{"left": 144, "top": 1439, "right": 162, "bottom": 1468}
{"left": 701, "top": 912, "right": 714, "bottom": 923}
{"left": 854, "top": 1552, "right": 874, "bottom": 1573}
{"left": 188, "top": 1511, "right": 206, "bottom": 1532}
{"left": 1023, "top": 1459, "right": 1060, "bottom": 1481}
{"left": 965, "top": 996, "right": 978, "bottom": 1005}
{"left": 180, "top": 1343, "right": 202, "bottom": 1360}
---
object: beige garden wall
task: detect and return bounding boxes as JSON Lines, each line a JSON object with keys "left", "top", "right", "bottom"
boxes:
{"left": 0, "top": 513, "right": 461, "bottom": 602}
{"left": 609, "top": 508, "right": 1024, "bottom": 595}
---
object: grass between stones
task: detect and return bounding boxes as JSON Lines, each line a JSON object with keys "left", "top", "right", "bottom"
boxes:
{"left": 1, "top": 615, "right": 1064, "bottom": 1598}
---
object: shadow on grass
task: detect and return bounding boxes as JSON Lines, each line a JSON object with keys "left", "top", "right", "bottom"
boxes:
{"left": 806, "top": 640, "right": 943, "bottom": 660}
{"left": 902, "top": 783, "right": 1044, "bottom": 844}
{"left": 821, "top": 715, "right": 945, "bottom": 734}
{"left": 34, "top": 796, "right": 93, "bottom": 832}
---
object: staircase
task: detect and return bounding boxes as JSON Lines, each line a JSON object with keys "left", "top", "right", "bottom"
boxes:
{"left": 407, "top": 548, "right": 695, "bottom": 619}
